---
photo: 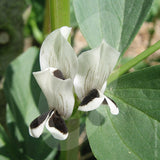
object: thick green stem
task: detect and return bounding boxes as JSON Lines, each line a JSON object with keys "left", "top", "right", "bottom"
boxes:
{"left": 59, "top": 98, "right": 80, "bottom": 160}
{"left": 108, "top": 40, "right": 160, "bottom": 84}
{"left": 49, "top": 0, "right": 70, "bottom": 30}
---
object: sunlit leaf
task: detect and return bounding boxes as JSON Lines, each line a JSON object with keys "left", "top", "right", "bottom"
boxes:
{"left": 74, "top": 0, "right": 153, "bottom": 53}
{"left": 86, "top": 66, "right": 160, "bottom": 160}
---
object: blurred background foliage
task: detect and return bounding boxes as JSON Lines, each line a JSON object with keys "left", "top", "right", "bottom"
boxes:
{"left": 0, "top": 0, "right": 26, "bottom": 128}
{"left": 0, "top": 0, "right": 160, "bottom": 159}
{"left": 147, "top": 0, "right": 160, "bottom": 21}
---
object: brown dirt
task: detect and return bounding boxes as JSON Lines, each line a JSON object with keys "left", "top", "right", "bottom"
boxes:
{"left": 125, "top": 20, "right": 160, "bottom": 58}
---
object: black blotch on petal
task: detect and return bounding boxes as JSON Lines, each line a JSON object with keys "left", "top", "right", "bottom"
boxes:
{"left": 102, "top": 98, "right": 108, "bottom": 105}
{"left": 30, "top": 111, "right": 49, "bottom": 129}
{"left": 80, "top": 89, "right": 99, "bottom": 106}
{"left": 53, "top": 69, "right": 65, "bottom": 80}
{"left": 49, "top": 111, "right": 68, "bottom": 134}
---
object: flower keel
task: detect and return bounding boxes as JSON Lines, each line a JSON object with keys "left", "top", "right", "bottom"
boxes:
{"left": 29, "top": 109, "right": 68, "bottom": 140}
{"left": 74, "top": 40, "right": 120, "bottom": 114}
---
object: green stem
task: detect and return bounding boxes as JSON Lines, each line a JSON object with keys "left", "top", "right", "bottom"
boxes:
{"left": 30, "top": 19, "right": 43, "bottom": 43}
{"left": 43, "top": 0, "right": 51, "bottom": 35}
{"left": 59, "top": 118, "right": 79, "bottom": 160}
{"left": 59, "top": 98, "right": 80, "bottom": 160}
{"left": 49, "top": 0, "right": 70, "bottom": 31}
{"left": 108, "top": 40, "right": 160, "bottom": 84}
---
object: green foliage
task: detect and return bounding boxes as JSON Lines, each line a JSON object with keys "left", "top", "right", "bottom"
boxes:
{"left": 146, "top": 0, "right": 160, "bottom": 21}
{"left": 108, "top": 40, "right": 160, "bottom": 84}
{"left": 70, "top": 0, "right": 78, "bottom": 27}
{"left": 0, "top": 124, "right": 20, "bottom": 160}
{"left": 119, "top": 56, "right": 149, "bottom": 73}
{"left": 1, "top": 0, "right": 159, "bottom": 160}
{"left": 0, "top": 0, "right": 26, "bottom": 76}
{"left": 73, "top": 0, "right": 153, "bottom": 54}
{"left": 86, "top": 65, "right": 160, "bottom": 160}
{"left": 3, "top": 48, "right": 57, "bottom": 160}
{"left": 25, "top": 0, "right": 45, "bottom": 28}
{"left": 24, "top": 0, "right": 44, "bottom": 43}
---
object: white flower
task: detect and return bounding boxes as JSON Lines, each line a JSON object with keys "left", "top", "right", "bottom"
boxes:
{"left": 74, "top": 40, "right": 120, "bottom": 115}
{"left": 29, "top": 27, "right": 78, "bottom": 140}
{"left": 29, "top": 26, "right": 120, "bottom": 141}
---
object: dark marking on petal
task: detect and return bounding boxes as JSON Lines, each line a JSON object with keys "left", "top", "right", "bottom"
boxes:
{"left": 48, "top": 109, "right": 55, "bottom": 116}
{"left": 102, "top": 98, "right": 108, "bottom": 105}
{"left": 53, "top": 69, "right": 65, "bottom": 80}
{"left": 30, "top": 111, "right": 49, "bottom": 129}
{"left": 80, "top": 89, "right": 99, "bottom": 106}
{"left": 49, "top": 111, "right": 68, "bottom": 134}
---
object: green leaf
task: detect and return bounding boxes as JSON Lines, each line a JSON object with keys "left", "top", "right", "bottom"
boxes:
{"left": 0, "top": 125, "right": 8, "bottom": 147}
{"left": 70, "top": 0, "right": 78, "bottom": 27}
{"left": 0, "top": 124, "right": 20, "bottom": 159}
{"left": 4, "top": 47, "right": 58, "bottom": 160}
{"left": 73, "top": 0, "right": 153, "bottom": 53}
{"left": 86, "top": 66, "right": 160, "bottom": 160}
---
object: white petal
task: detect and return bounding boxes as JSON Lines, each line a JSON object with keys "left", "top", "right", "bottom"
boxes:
{"left": 29, "top": 112, "right": 49, "bottom": 138}
{"left": 45, "top": 110, "right": 68, "bottom": 140}
{"left": 105, "top": 96, "right": 119, "bottom": 115}
{"left": 74, "top": 40, "right": 120, "bottom": 100}
{"left": 78, "top": 89, "right": 104, "bottom": 112}
{"left": 101, "top": 81, "right": 107, "bottom": 94}
{"left": 33, "top": 67, "right": 74, "bottom": 119}
{"left": 40, "top": 27, "right": 77, "bottom": 80}
{"left": 60, "top": 26, "right": 71, "bottom": 39}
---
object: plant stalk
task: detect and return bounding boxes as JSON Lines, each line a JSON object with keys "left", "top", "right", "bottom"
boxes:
{"left": 49, "top": 0, "right": 70, "bottom": 30}
{"left": 43, "top": 0, "right": 51, "bottom": 34}
{"left": 108, "top": 40, "right": 160, "bottom": 84}
{"left": 59, "top": 118, "right": 79, "bottom": 160}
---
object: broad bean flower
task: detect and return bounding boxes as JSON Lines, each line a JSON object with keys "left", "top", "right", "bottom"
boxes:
{"left": 29, "top": 26, "right": 120, "bottom": 141}
{"left": 29, "top": 27, "right": 78, "bottom": 140}
{"left": 74, "top": 40, "right": 120, "bottom": 114}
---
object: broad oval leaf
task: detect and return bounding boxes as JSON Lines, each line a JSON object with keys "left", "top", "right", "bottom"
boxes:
{"left": 74, "top": 0, "right": 153, "bottom": 53}
{"left": 4, "top": 48, "right": 58, "bottom": 160}
{"left": 86, "top": 66, "right": 160, "bottom": 160}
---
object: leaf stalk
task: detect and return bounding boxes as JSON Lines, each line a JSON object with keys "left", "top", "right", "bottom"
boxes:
{"left": 108, "top": 40, "right": 160, "bottom": 84}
